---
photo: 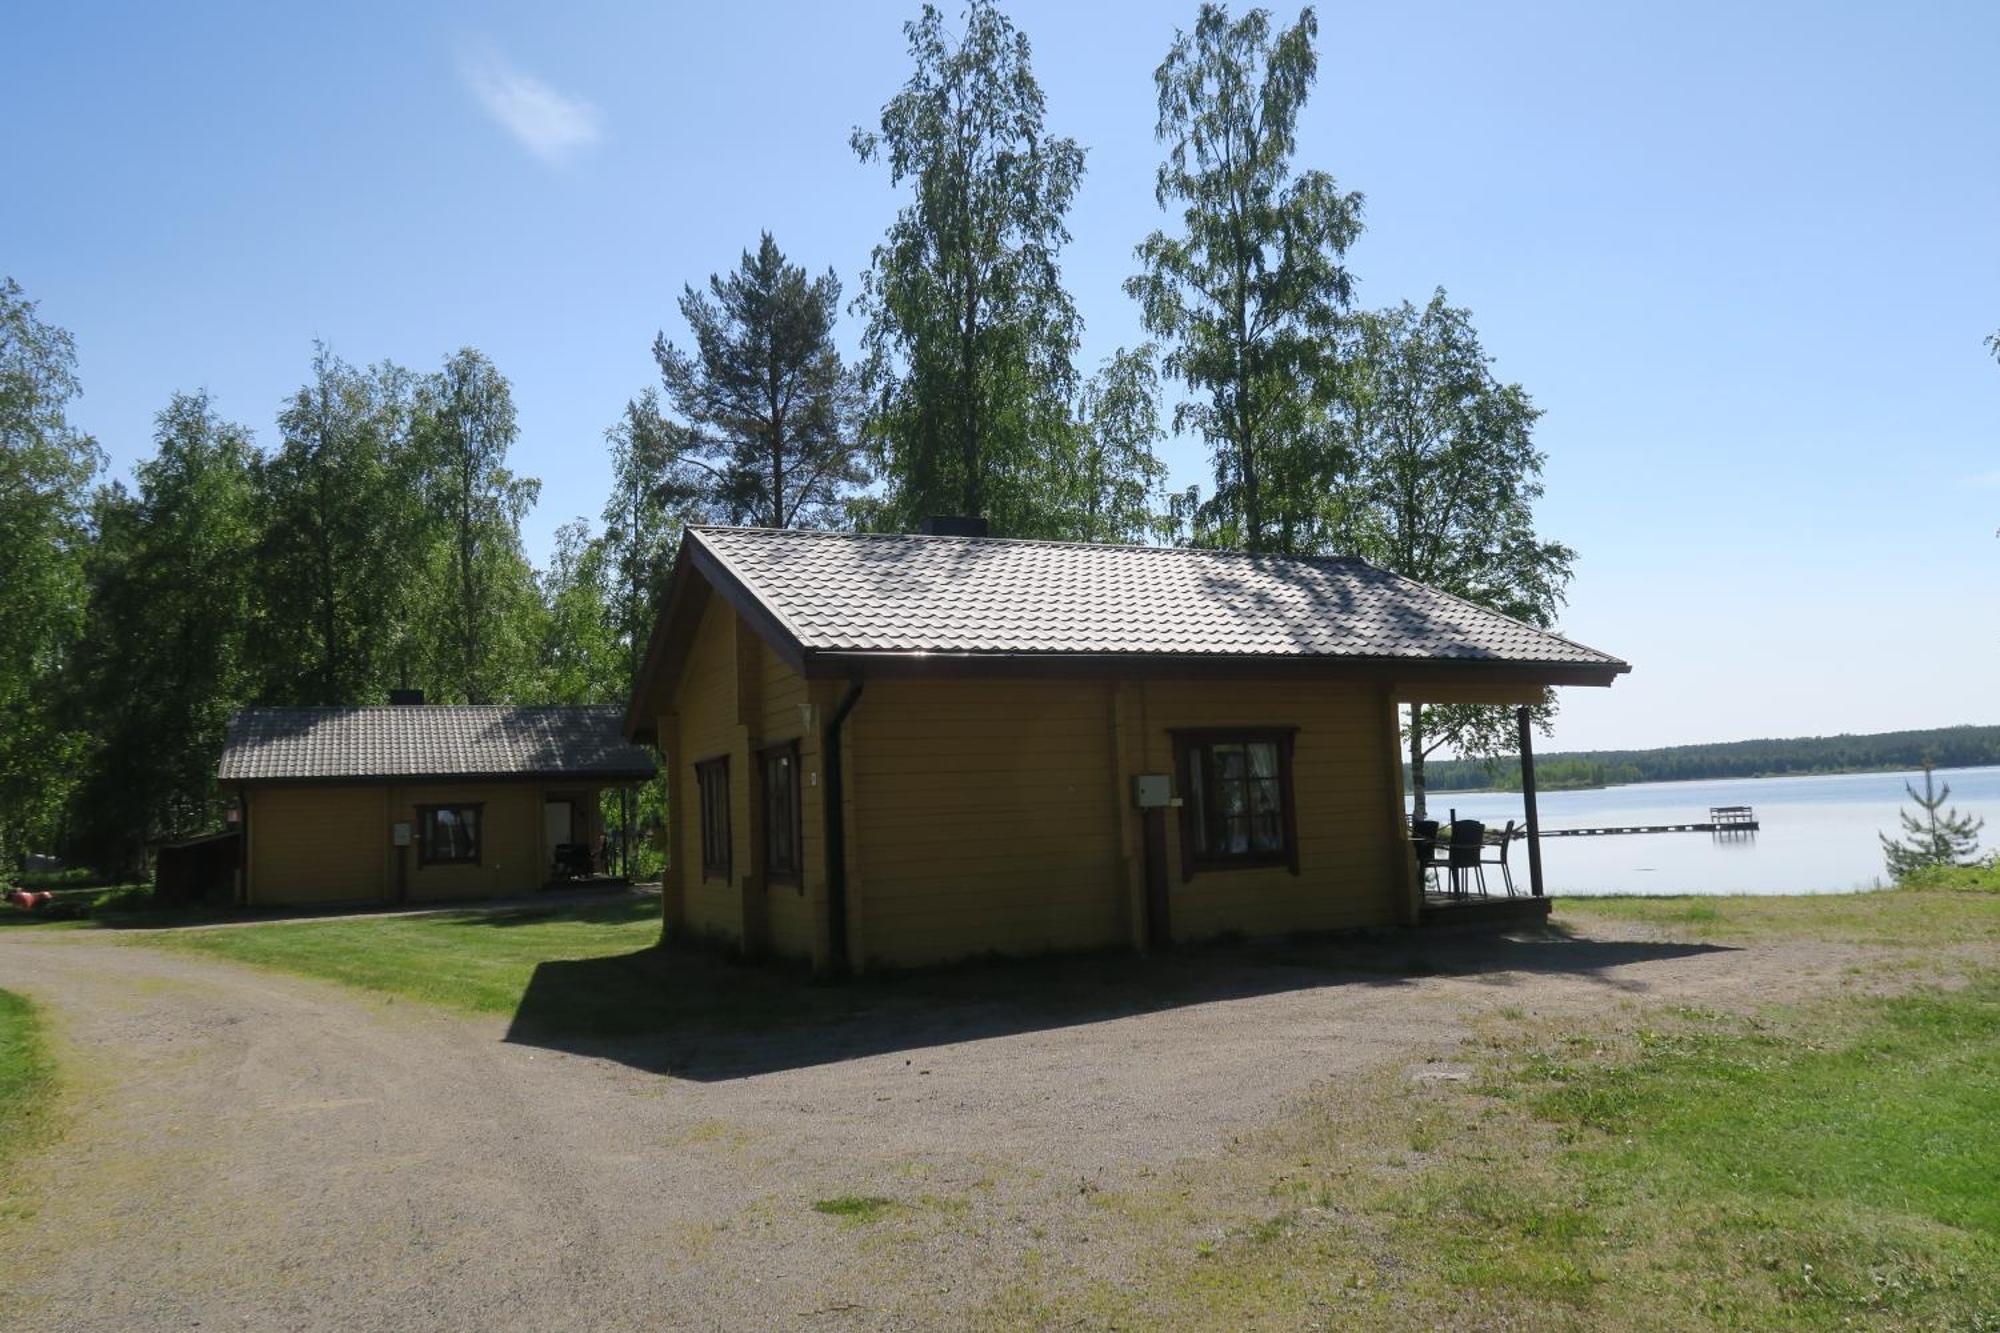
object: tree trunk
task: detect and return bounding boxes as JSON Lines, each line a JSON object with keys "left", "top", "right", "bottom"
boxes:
{"left": 1407, "top": 704, "right": 1427, "bottom": 823}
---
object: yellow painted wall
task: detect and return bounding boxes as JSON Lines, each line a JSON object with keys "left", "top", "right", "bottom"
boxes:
{"left": 844, "top": 679, "right": 1127, "bottom": 968}
{"left": 662, "top": 593, "right": 828, "bottom": 965}
{"left": 1136, "top": 680, "right": 1405, "bottom": 941}
{"left": 247, "top": 780, "right": 571, "bottom": 905}
{"left": 836, "top": 676, "right": 1405, "bottom": 967}
{"left": 673, "top": 594, "right": 748, "bottom": 946}
{"left": 395, "top": 782, "right": 542, "bottom": 901}
{"left": 756, "top": 636, "right": 822, "bottom": 962}
{"left": 247, "top": 785, "right": 388, "bottom": 905}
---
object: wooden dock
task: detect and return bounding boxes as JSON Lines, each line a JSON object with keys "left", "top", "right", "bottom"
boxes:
{"left": 1529, "top": 806, "right": 1758, "bottom": 838}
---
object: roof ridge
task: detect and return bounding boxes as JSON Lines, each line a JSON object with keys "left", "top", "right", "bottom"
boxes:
{"left": 691, "top": 524, "right": 1375, "bottom": 566}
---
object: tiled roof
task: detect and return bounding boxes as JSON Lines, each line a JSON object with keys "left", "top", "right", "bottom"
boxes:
{"left": 691, "top": 527, "right": 1625, "bottom": 670}
{"left": 219, "top": 705, "right": 658, "bottom": 783}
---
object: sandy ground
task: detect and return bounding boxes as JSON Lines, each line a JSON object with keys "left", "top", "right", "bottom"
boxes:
{"left": 0, "top": 922, "right": 1912, "bottom": 1331}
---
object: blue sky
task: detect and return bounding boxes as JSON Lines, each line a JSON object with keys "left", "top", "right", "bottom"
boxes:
{"left": 6, "top": 1, "right": 1996, "bottom": 752}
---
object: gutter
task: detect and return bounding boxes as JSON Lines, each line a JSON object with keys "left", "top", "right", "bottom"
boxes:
{"left": 821, "top": 677, "right": 865, "bottom": 973}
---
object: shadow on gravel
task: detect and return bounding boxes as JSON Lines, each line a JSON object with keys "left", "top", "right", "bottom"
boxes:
{"left": 504, "top": 925, "right": 1735, "bottom": 1082}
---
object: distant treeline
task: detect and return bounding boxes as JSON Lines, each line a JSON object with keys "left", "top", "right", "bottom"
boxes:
{"left": 1424, "top": 724, "right": 2000, "bottom": 793}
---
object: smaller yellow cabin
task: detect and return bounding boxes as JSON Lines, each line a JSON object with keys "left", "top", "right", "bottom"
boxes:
{"left": 626, "top": 525, "right": 1628, "bottom": 973}
{"left": 219, "top": 703, "right": 657, "bottom": 907}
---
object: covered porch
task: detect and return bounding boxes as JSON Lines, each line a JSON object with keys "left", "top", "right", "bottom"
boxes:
{"left": 1391, "top": 679, "right": 1554, "bottom": 929}
{"left": 539, "top": 782, "right": 647, "bottom": 888}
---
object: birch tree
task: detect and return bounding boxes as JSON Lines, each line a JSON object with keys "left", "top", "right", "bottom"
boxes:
{"left": 1128, "top": 4, "right": 1362, "bottom": 553}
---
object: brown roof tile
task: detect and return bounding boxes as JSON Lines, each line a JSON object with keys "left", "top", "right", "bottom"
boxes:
{"left": 219, "top": 705, "right": 658, "bottom": 783}
{"left": 691, "top": 527, "right": 1624, "bottom": 670}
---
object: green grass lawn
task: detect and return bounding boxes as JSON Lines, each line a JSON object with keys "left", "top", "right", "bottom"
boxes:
{"left": 1557, "top": 883, "right": 2000, "bottom": 946}
{"left": 0, "top": 988, "right": 55, "bottom": 1222}
{"left": 1415, "top": 974, "right": 2000, "bottom": 1327}
{"left": 142, "top": 897, "right": 871, "bottom": 1036}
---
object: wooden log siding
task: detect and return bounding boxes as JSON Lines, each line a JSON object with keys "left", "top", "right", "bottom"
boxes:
{"left": 674, "top": 595, "right": 745, "bottom": 943}
{"left": 663, "top": 597, "right": 1413, "bottom": 970}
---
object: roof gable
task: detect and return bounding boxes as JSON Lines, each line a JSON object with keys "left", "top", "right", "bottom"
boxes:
{"left": 219, "top": 705, "right": 658, "bottom": 784}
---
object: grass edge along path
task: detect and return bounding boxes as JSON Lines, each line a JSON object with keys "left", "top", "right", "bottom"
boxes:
{"left": 0, "top": 988, "right": 56, "bottom": 1225}
{"left": 964, "top": 969, "right": 2000, "bottom": 1330}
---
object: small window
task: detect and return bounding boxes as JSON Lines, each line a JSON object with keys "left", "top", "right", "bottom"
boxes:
{"left": 760, "top": 741, "right": 803, "bottom": 883}
{"left": 695, "top": 756, "right": 731, "bottom": 882}
{"left": 1172, "top": 729, "right": 1299, "bottom": 878}
{"left": 416, "top": 804, "right": 483, "bottom": 866}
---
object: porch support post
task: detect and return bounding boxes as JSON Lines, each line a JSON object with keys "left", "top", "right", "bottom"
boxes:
{"left": 1516, "top": 705, "right": 1545, "bottom": 898}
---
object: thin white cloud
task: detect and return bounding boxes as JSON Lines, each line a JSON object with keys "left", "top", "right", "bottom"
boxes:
{"left": 460, "top": 48, "right": 602, "bottom": 166}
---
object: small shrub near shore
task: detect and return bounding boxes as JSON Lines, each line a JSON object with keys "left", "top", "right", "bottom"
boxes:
{"left": 1897, "top": 855, "right": 2000, "bottom": 893}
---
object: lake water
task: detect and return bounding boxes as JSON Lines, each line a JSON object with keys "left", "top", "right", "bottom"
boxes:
{"left": 1426, "top": 765, "right": 2000, "bottom": 896}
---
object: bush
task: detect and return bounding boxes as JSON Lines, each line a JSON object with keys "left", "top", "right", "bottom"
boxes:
{"left": 91, "top": 885, "right": 157, "bottom": 914}
{"left": 1899, "top": 854, "right": 2000, "bottom": 893}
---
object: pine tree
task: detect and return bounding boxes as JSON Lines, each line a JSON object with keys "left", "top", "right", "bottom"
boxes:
{"left": 1880, "top": 762, "right": 1985, "bottom": 880}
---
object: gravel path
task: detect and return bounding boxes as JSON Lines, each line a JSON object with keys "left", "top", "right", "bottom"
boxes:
{"left": 0, "top": 924, "right": 1899, "bottom": 1330}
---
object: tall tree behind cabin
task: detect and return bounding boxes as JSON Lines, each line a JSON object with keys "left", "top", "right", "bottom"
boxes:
{"left": 655, "top": 234, "right": 867, "bottom": 531}
{"left": 412, "top": 349, "right": 543, "bottom": 704}
{"left": 852, "top": 0, "right": 1086, "bottom": 535}
{"left": 1129, "top": 3, "right": 1363, "bottom": 553}
{"left": 68, "top": 393, "right": 259, "bottom": 870}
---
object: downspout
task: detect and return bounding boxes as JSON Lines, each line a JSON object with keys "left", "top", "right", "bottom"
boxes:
{"left": 822, "top": 677, "right": 865, "bottom": 973}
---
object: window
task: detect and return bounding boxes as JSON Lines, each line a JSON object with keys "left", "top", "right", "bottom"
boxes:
{"left": 760, "top": 740, "right": 803, "bottom": 883}
{"left": 416, "top": 804, "right": 483, "bottom": 866}
{"left": 1172, "top": 729, "right": 1299, "bottom": 878}
{"left": 695, "top": 756, "right": 731, "bottom": 882}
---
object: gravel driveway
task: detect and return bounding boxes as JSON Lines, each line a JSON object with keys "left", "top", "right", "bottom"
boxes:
{"left": 0, "top": 923, "right": 1883, "bottom": 1331}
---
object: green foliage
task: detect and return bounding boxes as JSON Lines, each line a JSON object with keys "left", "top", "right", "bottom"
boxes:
{"left": 411, "top": 348, "right": 544, "bottom": 704}
{"left": 1331, "top": 293, "right": 1574, "bottom": 815}
{"left": 0, "top": 278, "right": 102, "bottom": 866}
{"left": 1881, "top": 762, "right": 1986, "bottom": 880}
{"left": 1128, "top": 4, "right": 1362, "bottom": 553}
{"left": 533, "top": 519, "right": 623, "bottom": 706}
{"left": 1424, "top": 722, "right": 2000, "bottom": 792}
{"left": 67, "top": 393, "right": 259, "bottom": 871}
{"left": 257, "top": 344, "right": 430, "bottom": 705}
{"left": 655, "top": 233, "right": 867, "bottom": 530}
{"left": 601, "top": 390, "right": 700, "bottom": 690}
{"left": 1065, "top": 346, "right": 1173, "bottom": 543}
{"left": 852, "top": 0, "right": 1091, "bottom": 536}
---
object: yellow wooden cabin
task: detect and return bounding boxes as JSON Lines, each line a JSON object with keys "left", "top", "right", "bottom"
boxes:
{"left": 219, "top": 702, "right": 657, "bottom": 907}
{"left": 625, "top": 524, "right": 1628, "bottom": 972}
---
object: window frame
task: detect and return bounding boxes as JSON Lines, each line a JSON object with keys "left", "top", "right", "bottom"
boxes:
{"left": 694, "top": 755, "right": 732, "bottom": 883}
{"left": 758, "top": 739, "right": 804, "bottom": 886}
{"left": 414, "top": 802, "right": 485, "bottom": 868}
{"left": 1169, "top": 727, "right": 1300, "bottom": 880}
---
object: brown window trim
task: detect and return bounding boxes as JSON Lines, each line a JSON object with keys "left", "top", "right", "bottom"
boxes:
{"left": 414, "top": 802, "right": 485, "bottom": 868}
{"left": 758, "top": 739, "right": 804, "bottom": 887}
{"left": 694, "top": 755, "right": 731, "bottom": 883}
{"left": 1169, "top": 727, "right": 1300, "bottom": 881}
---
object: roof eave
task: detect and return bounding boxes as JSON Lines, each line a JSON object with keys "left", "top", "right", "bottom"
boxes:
{"left": 221, "top": 767, "right": 658, "bottom": 788}
{"left": 796, "top": 648, "right": 1628, "bottom": 688}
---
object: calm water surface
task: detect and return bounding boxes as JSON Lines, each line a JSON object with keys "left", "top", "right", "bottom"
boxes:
{"left": 1428, "top": 765, "right": 2000, "bottom": 895}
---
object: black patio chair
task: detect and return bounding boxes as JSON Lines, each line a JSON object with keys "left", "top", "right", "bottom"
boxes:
{"left": 553, "top": 842, "right": 593, "bottom": 878}
{"left": 1479, "top": 820, "right": 1518, "bottom": 897}
{"left": 1411, "top": 819, "right": 1444, "bottom": 892}
{"left": 1447, "top": 819, "right": 1487, "bottom": 897}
